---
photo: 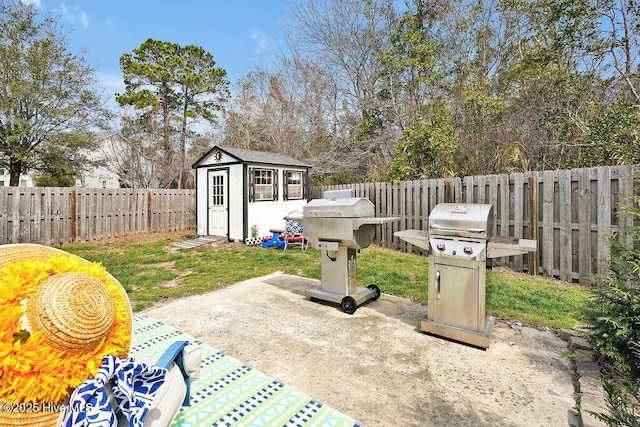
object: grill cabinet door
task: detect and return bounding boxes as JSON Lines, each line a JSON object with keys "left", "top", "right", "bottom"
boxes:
{"left": 429, "top": 262, "right": 479, "bottom": 331}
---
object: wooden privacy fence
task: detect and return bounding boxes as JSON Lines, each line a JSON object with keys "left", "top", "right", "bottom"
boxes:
{"left": 315, "top": 165, "right": 639, "bottom": 285}
{"left": 0, "top": 187, "right": 195, "bottom": 245}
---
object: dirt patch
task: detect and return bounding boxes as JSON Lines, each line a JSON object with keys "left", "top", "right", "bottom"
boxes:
{"left": 144, "top": 273, "right": 576, "bottom": 427}
{"left": 158, "top": 278, "right": 182, "bottom": 288}
{"left": 158, "top": 268, "right": 194, "bottom": 288}
{"left": 144, "top": 261, "right": 176, "bottom": 269}
{"left": 64, "top": 231, "right": 195, "bottom": 247}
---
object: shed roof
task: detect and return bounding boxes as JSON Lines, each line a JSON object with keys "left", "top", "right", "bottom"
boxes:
{"left": 193, "top": 145, "right": 311, "bottom": 168}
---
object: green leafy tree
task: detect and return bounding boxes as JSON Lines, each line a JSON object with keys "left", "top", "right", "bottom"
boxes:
{"left": 32, "top": 133, "right": 102, "bottom": 187}
{"left": 226, "top": 0, "right": 637, "bottom": 180}
{"left": 377, "top": 0, "right": 445, "bottom": 136}
{"left": 387, "top": 100, "right": 457, "bottom": 181}
{"left": 571, "top": 100, "right": 640, "bottom": 168}
{"left": 443, "top": 0, "right": 508, "bottom": 174}
{"left": 175, "top": 45, "right": 228, "bottom": 188}
{"left": 0, "top": 0, "right": 109, "bottom": 186}
{"left": 117, "top": 39, "right": 228, "bottom": 189}
{"left": 508, "top": 0, "right": 609, "bottom": 170}
{"left": 117, "top": 39, "right": 181, "bottom": 188}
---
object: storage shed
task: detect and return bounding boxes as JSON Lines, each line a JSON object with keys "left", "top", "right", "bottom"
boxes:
{"left": 192, "top": 145, "right": 311, "bottom": 242}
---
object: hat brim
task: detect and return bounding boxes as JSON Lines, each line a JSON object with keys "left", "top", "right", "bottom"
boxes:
{"left": 0, "top": 243, "right": 132, "bottom": 333}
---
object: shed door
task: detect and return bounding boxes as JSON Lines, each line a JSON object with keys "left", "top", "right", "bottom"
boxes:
{"left": 208, "top": 170, "right": 228, "bottom": 236}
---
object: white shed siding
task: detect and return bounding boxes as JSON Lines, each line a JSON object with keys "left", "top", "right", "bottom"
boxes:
{"left": 227, "top": 164, "right": 244, "bottom": 241}
{"left": 247, "top": 200, "right": 307, "bottom": 239}
{"left": 195, "top": 167, "right": 209, "bottom": 236}
{"left": 246, "top": 168, "right": 308, "bottom": 239}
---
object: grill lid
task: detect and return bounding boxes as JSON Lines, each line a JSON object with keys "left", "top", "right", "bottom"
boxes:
{"left": 303, "top": 197, "right": 375, "bottom": 218}
{"left": 428, "top": 203, "right": 494, "bottom": 239}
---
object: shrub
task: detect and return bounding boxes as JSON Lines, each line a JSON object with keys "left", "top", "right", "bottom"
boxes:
{"left": 583, "top": 188, "right": 640, "bottom": 425}
{"left": 585, "top": 229, "right": 640, "bottom": 377}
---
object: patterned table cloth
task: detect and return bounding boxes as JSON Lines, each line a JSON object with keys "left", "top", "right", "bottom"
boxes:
{"left": 132, "top": 314, "right": 361, "bottom": 427}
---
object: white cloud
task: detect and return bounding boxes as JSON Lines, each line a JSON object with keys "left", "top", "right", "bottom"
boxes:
{"left": 251, "top": 29, "right": 269, "bottom": 55}
{"left": 80, "top": 11, "right": 89, "bottom": 29}
{"left": 55, "top": 2, "right": 90, "bottom": 30}
{"left": 106, "top": 17, "right": 115, "bottom": 32}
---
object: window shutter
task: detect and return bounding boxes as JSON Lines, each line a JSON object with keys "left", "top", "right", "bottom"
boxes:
{"left": 302, "top": 170, "right": 308, "bottom": 200}
{"left": 248, "top": 167, "right": 255, "bottom": 202}
{"left": 283, "top": 169, "right": 289, "bottom": 201}
{"left": 273, "top": 169, "right": 279, "bottom": 201}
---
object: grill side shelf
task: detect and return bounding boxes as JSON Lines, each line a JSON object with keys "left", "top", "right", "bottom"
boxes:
{"left": 486, "top": 238, "right": 537, "bottom": 258}
{"left": 394, "top": 229, "right": 430, "bottom": 251}
{"left": 353, "top": 217, "right": 398, "bottom": 229}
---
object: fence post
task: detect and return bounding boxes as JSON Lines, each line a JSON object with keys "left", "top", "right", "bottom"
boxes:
{"left": 70, "top": 189, "right": 77, "bottom": 242}
{"left": 528, "top": 175, "right": 539, "bottom": 276}
{"left": 368, "top": 183, "right": 376, "bottom": 205}
{"left": 147, "top": 191, "right": 153, "bottom": 232}
{"left": 445, "top": 179, "right": 455, "bottom": 203}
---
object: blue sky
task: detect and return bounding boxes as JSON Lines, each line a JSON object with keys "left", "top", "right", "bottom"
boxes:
{"left": 30, "top": 1, "right": 292, "bottom": 105}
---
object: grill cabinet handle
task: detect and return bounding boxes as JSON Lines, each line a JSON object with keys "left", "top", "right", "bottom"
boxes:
{"left": 435, "top": 270, "right": 441, "bottom": 300}
{"left": 430, "top": 224, "right": 485, "bottom": 233}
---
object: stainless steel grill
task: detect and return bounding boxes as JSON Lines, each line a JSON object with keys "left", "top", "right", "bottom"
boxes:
{"left": 396, "top": 203, "right": 537, "bottom": 348}
{"left": 297, "top": 190, "right": 397, "bottom": 314}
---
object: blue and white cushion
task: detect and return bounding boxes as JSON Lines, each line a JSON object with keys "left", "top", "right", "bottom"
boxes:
{"left": 61, "top": 355, "right": 167, "bottom": 427}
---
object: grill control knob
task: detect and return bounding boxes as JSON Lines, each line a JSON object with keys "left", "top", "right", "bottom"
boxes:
{"left": 463, "top": 245, "right": 473, "bottom": 255}
{"left": 436, "top": 242, "right": 446, "bottom": 251}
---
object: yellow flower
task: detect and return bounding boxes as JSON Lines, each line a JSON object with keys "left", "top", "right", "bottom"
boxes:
{"left": 0, "top": 254, "right": 130, "bottom": 405}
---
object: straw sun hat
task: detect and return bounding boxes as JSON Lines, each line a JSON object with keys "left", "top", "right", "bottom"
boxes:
{"left": 0, "top": 244, "right": 132, "bottom": 427}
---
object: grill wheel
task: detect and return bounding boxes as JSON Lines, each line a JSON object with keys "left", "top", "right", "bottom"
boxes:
{"left": 367, "top": 284, "right": 381, "bottom": 300}
{"left": 340, "top": 296, "right": 357, "bottom": 314}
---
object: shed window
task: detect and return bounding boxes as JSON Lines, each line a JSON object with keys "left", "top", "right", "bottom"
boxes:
{"left": 286, "top": 171, "right": 303, "bottom": 199}
{"left": 283, "top": 169, "right": 307, "bottom": 201}
{"left": 253, "top": 169, "right": 274, "bottom": 201}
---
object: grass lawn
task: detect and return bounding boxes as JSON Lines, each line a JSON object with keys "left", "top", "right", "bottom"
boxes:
{"left": 59, "top": 231, "right": 590, "bottom": 330}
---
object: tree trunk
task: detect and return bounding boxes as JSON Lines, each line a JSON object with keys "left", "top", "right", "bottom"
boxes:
{"left": 9, "top": 159, "right": 22, "bottom": 186}
{"left": 179, "top": 87, "right": 188, "bottom": 190}
{"left": 161, "top": 85, "right": 174, "bottom": 188}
